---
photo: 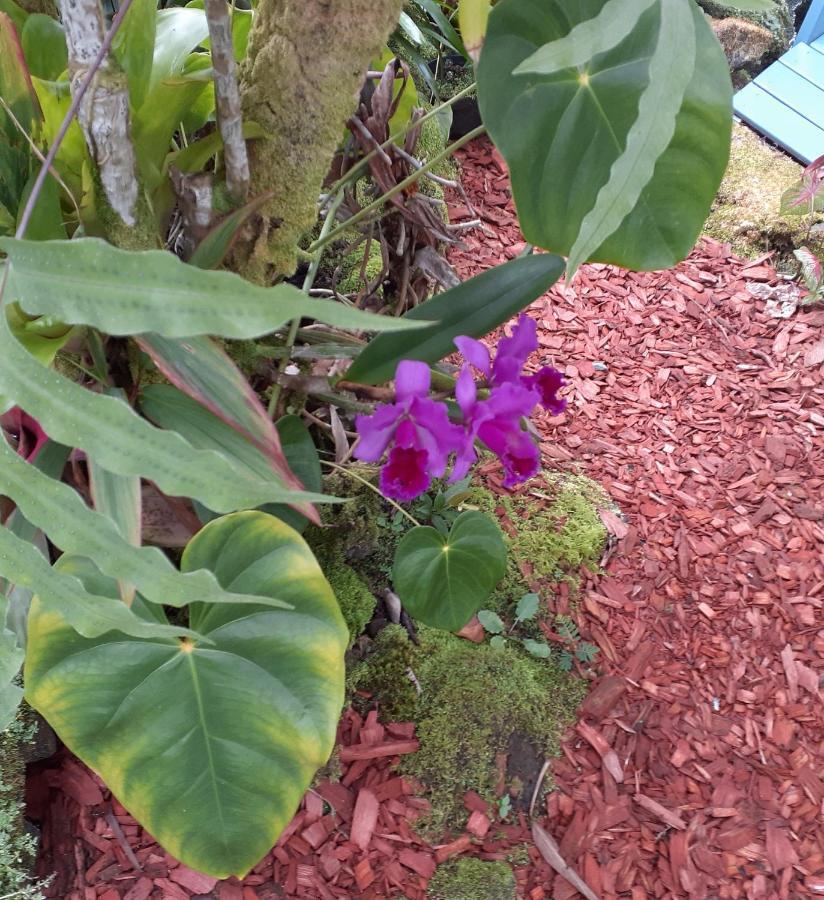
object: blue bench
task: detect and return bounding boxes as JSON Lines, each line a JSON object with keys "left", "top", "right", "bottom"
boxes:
{"left": 733, "top": 0, "right": 824, "bottom": 164}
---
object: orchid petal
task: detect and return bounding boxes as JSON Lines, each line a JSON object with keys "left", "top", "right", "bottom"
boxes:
{"left": 455, "top": 365, "right": 478, "bottom": 416}
{"left": 454, "top": 336, "right": 491, "bottom": 376}
{"left": 395, "top": 360, "right": 431, "bottom": 402}
{"left": 354, "top": 403, "right": 403, "bottom": 461}
{"left": 380, "top": 446, "right": 431, "bottom": 501}
{"left": 492, "top": 315, "right": 538, "bottom": 384}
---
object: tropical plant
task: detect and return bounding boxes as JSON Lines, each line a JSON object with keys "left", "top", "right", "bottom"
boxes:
{"left": 0, "top": 0, "right": 735, "bottom": 879}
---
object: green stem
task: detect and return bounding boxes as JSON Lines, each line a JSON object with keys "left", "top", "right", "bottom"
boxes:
{"left": 321, "top": 460, "right": 421, "bottom": 527}
{"left": 328, "top": 83, "right": 478, "bottom": 195}
{"left": 309, "top": 123, "right": 486, "bottom": 255}
{"left": 267, "top": 191, "right": 347, "bottom": 417}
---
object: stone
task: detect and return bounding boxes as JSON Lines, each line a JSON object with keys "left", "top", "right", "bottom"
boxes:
{"left": 711, "top": 17, "right": 780, "bottom": 81}
{"left": 698, "top": 0, "right": 794, "bottom": 52}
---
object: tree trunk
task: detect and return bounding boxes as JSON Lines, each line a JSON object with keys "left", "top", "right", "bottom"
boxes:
{"left": 235, "top": 0, "right": 404, "bottom": 282}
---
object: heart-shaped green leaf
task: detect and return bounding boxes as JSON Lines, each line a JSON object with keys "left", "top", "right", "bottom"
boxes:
{"left": 392, "top": 511, "right": 507, "bottom": 631}
{"left": 25, "top": 511, "right": 348, "bottom": 878}
{"left": 477, "top": 0, "right": 732, "bottom": 272}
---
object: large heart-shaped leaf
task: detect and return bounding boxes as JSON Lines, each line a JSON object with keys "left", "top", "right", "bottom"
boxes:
{"left": 345, "top": 253, "right": 564, "bottom": 386}
{"left": 477, "top": 0, "right": 732, "bottom": 272}
{"left": 392, "top": 511, "right": 507, "bottom": 631}
{"left": 25, "top": 511, "right": 348, "bottom": 878}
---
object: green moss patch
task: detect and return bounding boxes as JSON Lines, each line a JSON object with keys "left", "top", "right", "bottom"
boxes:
{"left": 428, "top": 857, "right": 516, "bottom": 900}
{"left": 468, "top": 472, "right": 608, "bottom": 615}
{"left": 704, "top": 123, "right": 824, "bottom": 270}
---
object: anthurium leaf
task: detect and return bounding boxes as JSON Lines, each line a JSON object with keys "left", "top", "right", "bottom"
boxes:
{"left": 0, "top": 526, "right": 196, "bottom": 640}
{"left": 392, "top": 510, "right": 507, "bottom": 631}
{"left": 477, "top": 0, "right": 732, "bottom": 271}
{"left": 136, "top": 333, "right": 296, "bottom": 484}
{"left": 1, "top": 238, "right": 431, "bottom": 338}
{"left": 513, "top": 0, "right": 657, "bottom": 76}
{"left": 565, "top": 0, "right": 695, "bottom": 277}
{"left": 345, "top": 254, "right": 564, "bottom": 386}
{"left": 0, "top": 436, "right": 296, "bottom": 611}
{"left": 111, "top": 0, "right": 156, "bottom": 110}
{"left": 0, "top": 314, "right": 325, "bottom": 514}
{"left": 20, "top": 14, "right": 66, "bottom": 81}
{"left": 188, "top": 192, "right": 273, "bottom": 269}
{"left": 25, "top": 511, "right": 348, "bottom": 878}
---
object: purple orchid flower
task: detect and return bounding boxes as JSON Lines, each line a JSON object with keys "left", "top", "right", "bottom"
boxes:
{"left": 455, "top": 315, "right": 568, "bottom": 415}
{"left": 354, "top": 360, "right": 464, "bottom": 502}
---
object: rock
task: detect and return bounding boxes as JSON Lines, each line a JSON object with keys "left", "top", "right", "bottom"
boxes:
{"left": 699, "top": 0, "right": 794, "bottom": 51}
{"left": 711, "top": 17, "right": 780, "bottom": 81}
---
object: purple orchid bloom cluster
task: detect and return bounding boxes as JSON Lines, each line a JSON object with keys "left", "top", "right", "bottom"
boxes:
{"left": 354, "top": 315, "right": 567, "bottom": 502}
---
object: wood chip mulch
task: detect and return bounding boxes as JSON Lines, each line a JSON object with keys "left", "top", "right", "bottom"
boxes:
{"left": 446, "top": 138, "right": 824, "bottom": 899}
{"left": 28, "top": 137, "right": 824, "bottom": 899}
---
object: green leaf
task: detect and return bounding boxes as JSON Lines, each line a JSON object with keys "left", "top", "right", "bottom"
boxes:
{"left": 231, "top": 7, "right": 252, "bottom": 60}
{"left": 515, "top": 592, "right": 539, "bottom": 623}
{"left": 489, "top": 634, "right": 506, "bottom": 650}
{"left": 1, "top": 238, "right": 431, "bottom": 338}
{"left": 513, "top": 0, "right": 657, "bottom": 76}
{"left": 477, "top": 0, "right": 732, "bottom": 271}
{"left": 0, "top": 527, "right": 195, "bottom": 640}
{"left": 6, "top": 302, "right": 74, "bottom": 367}
{"left": 189, "top": 192, "right": 273, "bottom": 270}
{"left": 0, "top": 315, "right": 325, "bottom": 514}
{"left": 20, "top": 14, "right": 66, "bottom": 81}
{"left": 521, "top": 638, "right": 550, "bottom": 659}
{"left": 345, "top": 254, "right": 563, "bottom": 385}
{"left": 166, "top": 121, "right": 266, "bottom": 174}
{"left": 0, "top": 0, "right": 27, "bottom": 34}
{"left": 262, "top": 415, "right": 323, "bottom": 534}
{"left": 416, "top": 0, "right": 468, "bottom": 59}
{"left": 794, "top": 247, "right": 823, "bottom": 294}
{"left": 150, "top": 7, "right": 209, "bottom": 92}
{"left": 111, "top": 0, "right": 157, "bottom": 110}
{"left": 15, "top": 169, "right": 67, "bottom": 241}
{"left": 0, "top": 435, "right": 300, "bottom": 611}
{"left": 576, "top": 642, "right": 599, "bottom": 664}
{"left": 0, "top": 628, "right": 23, "bottom": 729}
{"left": 0, "top": 11, "right": 41, "bottom": 133}
{"left": 135, "top": 333, "right": 299, "bottom": 488}
{"left": 25, "top": 510, "right": 348, "bottom": 878}
{"left": 477, "top": 609, "right": 504, "bottom": 634}
{"left": 565, "top": 0, "right": 695, "bottom": 276}
{"left": 392, "top": 510, "right": 507, "bottom": 632}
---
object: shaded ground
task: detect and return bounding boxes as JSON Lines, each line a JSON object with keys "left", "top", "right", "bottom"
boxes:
{"left": 449, "top": 139, "right": 824, "bottom": 899}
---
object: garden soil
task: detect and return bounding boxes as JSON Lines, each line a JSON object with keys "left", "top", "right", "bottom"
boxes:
{"left": 28, "top": 138, "right": 824, "bottom": 898}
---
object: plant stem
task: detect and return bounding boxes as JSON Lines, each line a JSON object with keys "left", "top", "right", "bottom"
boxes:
{"left": 309, "top": 124, "right": 486, "bottom": 255}
{"left": 320, "top": 460, "right": 421, "bottom": 527}
{"left": 14, "top": 0, "right": 135, "bottom": 241}
{"left": 329, "top": 82, "right": 478, "bottom": 194}
{"left": 267, "top": 191, "right": 347, "bottom": 417}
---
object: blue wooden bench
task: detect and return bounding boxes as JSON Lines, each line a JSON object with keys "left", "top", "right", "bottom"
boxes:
{"left": 733, "top": 0, "right": 824, "bottom": 164}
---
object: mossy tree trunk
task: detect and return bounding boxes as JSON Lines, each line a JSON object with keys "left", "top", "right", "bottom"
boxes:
{"left": 234, "top": 0, "right": 404, "bottom": 282}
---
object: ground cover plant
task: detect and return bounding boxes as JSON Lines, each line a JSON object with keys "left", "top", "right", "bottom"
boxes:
{"left": 0, "top": 0, "right": 766, "bottom": 882}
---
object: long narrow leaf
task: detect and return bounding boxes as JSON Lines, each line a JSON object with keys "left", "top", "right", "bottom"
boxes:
{"left": 345, "top": 254, "right": 564, "bottom": 386}
{"left": 0, "top": 437, "right": 293, "bottom": 611}
{"left": 1, "top": 238, "right": 432, "bottom": 338}
{"left": 514, "top": 0, "right": 658, "bottom": 76}
{"left": 565, "top": 0, "right": 695, "bottom": 276}
{"left": 188, "top": 192, "right": 273, "bottom": 269}
{"left": 0, "top": 313, "right": 326, "bottom": 513}
{"left": 136, "top": 333, "right": 295, "bottom": 479}
{"left": 0, "top": 524, "right": 198, "bottom": 640}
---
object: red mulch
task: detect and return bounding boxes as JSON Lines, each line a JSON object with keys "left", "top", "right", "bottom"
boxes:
{"left": 447, "top": 138, "right": 824, "bottom": 899}
{"left": 29, "top": 137, "right": 824, "bottom": 898}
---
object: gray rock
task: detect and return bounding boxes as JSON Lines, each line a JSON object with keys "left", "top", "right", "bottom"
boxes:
{"left": 698, "top": 0, "right": 794, "bottom": 50}
{"left": 712, "top": 16, "right": 780, "bottom": 79}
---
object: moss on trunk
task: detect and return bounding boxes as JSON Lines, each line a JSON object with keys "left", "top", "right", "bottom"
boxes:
{"left": 236, "top": 0, "right": 404, "bottom": 282}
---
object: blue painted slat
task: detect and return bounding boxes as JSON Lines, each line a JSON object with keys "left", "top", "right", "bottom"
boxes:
{"left": 734, "top": 82, "right": 824, "bottom": 164}
{"left": 779, "top": 43, "right": 824, "bottom": 90}
{"left": 812, "top": 33, "right": 824, "bottom": 54}
{"left": 756, "top": 61, "right": 824, "bottom": 128}
{"left": 798, "top": 0, "right": 824, "bottom": 44}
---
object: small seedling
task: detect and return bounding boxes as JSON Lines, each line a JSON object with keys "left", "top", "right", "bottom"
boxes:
{"left": 497, "top": 794, "right": 512, "bottom": 819}
{"left": 478, "top": 596, "right": 552, "bottom": 659}
{"left": 477, "top": 609, "right": 505, "bottom": 634}
{"left": 410, "top": 477, "right": 473, "bottom": 535}
{"left": 794, "top": 247, "right": 824, "bottom": 305}
{"left": 555, "top": 614, "right": 599, "bottom": 671}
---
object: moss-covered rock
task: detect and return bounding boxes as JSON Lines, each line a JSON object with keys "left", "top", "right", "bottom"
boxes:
{"left": 427, "top": 857, "right": 516, "bottom": 900}
{"left": 704, "top": 123, "right": 824, "bottom": 270}
{"left": 398, "top": 628, "right": 584, "bottom": 839}
{"left": 0, "top": 706, "right": 47, "bottom": 899}
{"left": 349, "top": 623, "right": 419, "bottom": 720}
{"left": 711, "top": 17, "right": 780, "bottom": 86}
{"left": 698, "top": 1, "right": 794, "bottom": 50}
{"left": 468, "top": 472, "right": 608, "bottom": 615}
